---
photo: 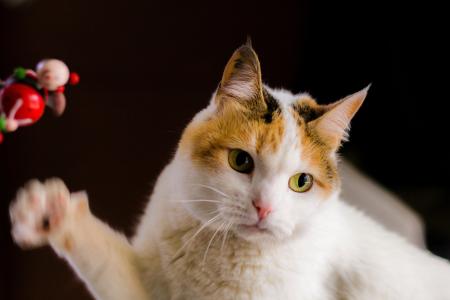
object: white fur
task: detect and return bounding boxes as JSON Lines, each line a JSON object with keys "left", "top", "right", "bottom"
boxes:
{"left": 10, "top": 88, "right": 450, "bottom": 300}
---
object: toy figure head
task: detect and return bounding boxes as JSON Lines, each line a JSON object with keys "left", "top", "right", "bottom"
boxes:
{"left": 36, "top": 59, "right": 70, "bottom": 91}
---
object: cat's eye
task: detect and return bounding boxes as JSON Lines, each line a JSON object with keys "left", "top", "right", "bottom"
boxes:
{"left": 228, "top": 149, "right": 254, "bottom": 174}
{"left": 288, "top": 173, "right": 313, "bottom": 193}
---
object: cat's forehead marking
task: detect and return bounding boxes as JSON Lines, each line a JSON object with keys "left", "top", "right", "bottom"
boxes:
{"left": 254, "top": 108, "right": 285, "bottom": 154}
{"left": 291, "top": 97, "right": 328, "bottom": 124}
{"left": 261, "top": 90, "right": 280, "bottom": 124}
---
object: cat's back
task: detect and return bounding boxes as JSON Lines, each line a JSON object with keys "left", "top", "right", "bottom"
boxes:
{"left": 333, "top": 200, "right": 450, "bottom": 300}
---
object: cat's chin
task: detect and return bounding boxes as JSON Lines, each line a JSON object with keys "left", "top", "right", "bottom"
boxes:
{"left": 234, "top": 224, "right": 281, "bottom": 243}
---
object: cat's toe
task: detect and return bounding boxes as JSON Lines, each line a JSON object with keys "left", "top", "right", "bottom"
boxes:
{"left": 9, "top": 178, "right": 70, "bottom": 249}
{"left": 43, "top": 178, "right": 70, "bottom": 228}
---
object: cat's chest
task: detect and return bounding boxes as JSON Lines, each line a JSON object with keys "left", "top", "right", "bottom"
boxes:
{"left": 158, "top": 228, "right": 327, "bottom": 300}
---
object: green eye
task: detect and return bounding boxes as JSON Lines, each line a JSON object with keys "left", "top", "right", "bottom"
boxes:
{"left": 288, "top": 173, "right": 313, "bottom": 193}
{"left": 228, "top": 149, "right": 254, "bottom": 173}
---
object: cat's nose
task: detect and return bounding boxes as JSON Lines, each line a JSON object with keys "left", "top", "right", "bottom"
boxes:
{"left": 252, "top": 200, "right": 272, "bottom": 221}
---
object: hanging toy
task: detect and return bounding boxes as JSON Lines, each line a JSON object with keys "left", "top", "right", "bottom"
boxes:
{"left": 0, "top": 59, "right": 80, "bottom": 143}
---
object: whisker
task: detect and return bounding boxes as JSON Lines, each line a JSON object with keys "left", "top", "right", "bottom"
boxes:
{"left": 219, "top": 204, "right": 246, "bottom": 212}
{"left": 227, "top": 211, "right": 248, "bottom": 219}
{"left": 220, "top": 220, "right": 234, "bottom": 252}
{"left": 174, "top": 199, "right": 222, "bottom": 204}
{"left": 173, "top": 214, "right": 221, "bottom": 258}
{"left": 206, "top": 208, "right": 221, "bottom": 215}
{"left": 190, "top": 183, "right": 232, "bottom": 199}
{"left": 202, "top": 221, "right": 226, "bottom": 264}
{"left": 175, "top": 199, "right": 246, "bottom": 215}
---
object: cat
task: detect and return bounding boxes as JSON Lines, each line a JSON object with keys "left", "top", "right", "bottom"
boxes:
{"left": 9, "top": 42, "right": 450, "bottom": 300}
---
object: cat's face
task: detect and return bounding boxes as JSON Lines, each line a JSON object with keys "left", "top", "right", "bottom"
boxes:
{"left": 177, "top": 44, "right": 368, "bottom": 244}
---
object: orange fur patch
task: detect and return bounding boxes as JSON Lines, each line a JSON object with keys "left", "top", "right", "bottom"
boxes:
{"left": 290, "top": 97, "right": 340, "bottom": 196}
{"left": 63, "top": 234, "right": 73, "bottom": 252}
{"left": 180, "top": 101, "right": 284, "bottom": 171}
{"left": 299, "top": 126, "right": 339, "bottom": 196}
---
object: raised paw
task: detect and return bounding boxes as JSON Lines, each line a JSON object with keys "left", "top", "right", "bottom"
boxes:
{"left": 10, "top": 178, "right": 71, "bottom": 248}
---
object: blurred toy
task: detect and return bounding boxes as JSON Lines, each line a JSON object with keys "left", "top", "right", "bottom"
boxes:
{"left": 0, "top": 59, "right": 79, "bottom": 143}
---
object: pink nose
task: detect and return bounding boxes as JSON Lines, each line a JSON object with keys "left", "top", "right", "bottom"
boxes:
{"left": 252, "top": 200, "right": 272, "bottom": 221}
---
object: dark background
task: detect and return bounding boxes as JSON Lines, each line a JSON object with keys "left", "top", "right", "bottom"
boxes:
{"left": 0, "top": 0, "right": 448, "bottom": 299}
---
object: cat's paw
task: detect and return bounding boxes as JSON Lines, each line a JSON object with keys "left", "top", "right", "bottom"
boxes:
{"left": 10, "top": 178, "right": 71, "bottom": 249}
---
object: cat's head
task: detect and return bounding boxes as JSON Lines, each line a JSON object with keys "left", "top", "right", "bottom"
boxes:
{"left": 177, "top": 43, "right": 368, "bottom": 244}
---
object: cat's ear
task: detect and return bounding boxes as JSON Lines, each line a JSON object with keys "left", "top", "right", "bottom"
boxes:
{"left": 216, "top": 43, "right": 264, "bottom": 104}
{"left": 309, "top": 86, "right": 370, "bottom": 150}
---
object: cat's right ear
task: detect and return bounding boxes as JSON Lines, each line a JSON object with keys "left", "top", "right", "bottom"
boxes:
{"left": 215, "top": 44, "right": 264, "bottom": 106}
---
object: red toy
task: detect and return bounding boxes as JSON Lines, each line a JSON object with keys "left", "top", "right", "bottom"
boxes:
{"left": 0, "top": 59, "right": 79, "bottom": 143}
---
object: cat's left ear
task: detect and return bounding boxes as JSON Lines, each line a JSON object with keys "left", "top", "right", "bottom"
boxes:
{"left": 216, "top": 43, "right": 264, "bottom": 105}
{"left": 309, "top": 85, "right": 370, "bottom": 150}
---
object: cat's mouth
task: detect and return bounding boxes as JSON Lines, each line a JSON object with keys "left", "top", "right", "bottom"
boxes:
{"left": 239, "top": 223, "right": 271, "bottom": 235}
{"left": 233, "top": 222, "right": 279, "bottom": 243}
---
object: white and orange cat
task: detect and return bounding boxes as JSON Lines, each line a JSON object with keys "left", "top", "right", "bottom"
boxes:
{"left": 9, "top": 43, "right": 450, "bottom": 300}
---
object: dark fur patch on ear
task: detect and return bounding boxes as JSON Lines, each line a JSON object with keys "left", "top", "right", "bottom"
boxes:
{"left": 262, "top": 89, "right": 280, "bottom": 123}
{"left": 233, "top": 58, "right": 244, "bottom": 70}
{"left": 292, "top": 101, "right": 327, "bottom": 123}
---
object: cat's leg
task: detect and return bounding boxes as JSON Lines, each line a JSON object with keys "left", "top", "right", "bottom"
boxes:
{"left": 10, "top": 178, "right": 150, "bottom": 300}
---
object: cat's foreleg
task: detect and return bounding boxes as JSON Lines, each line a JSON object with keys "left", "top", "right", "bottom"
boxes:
{"left": 10, "top": 179, "right": 149, "bottom": 300}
